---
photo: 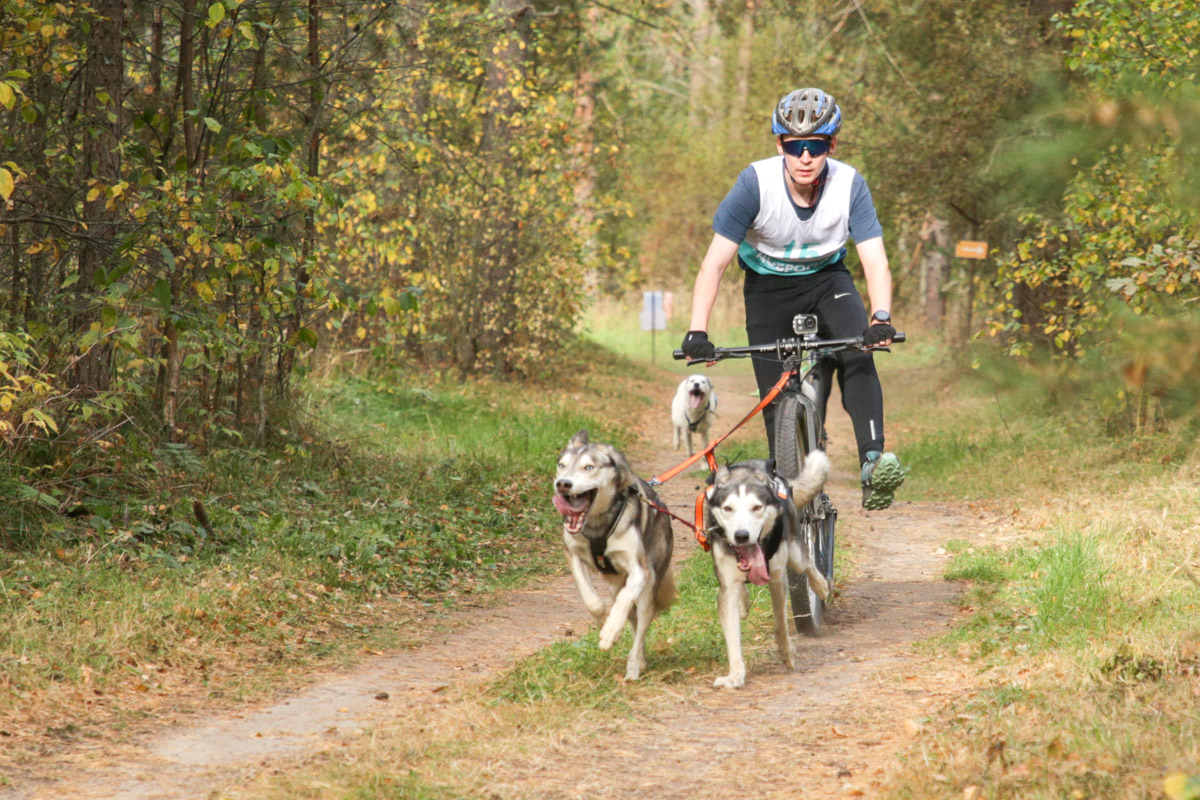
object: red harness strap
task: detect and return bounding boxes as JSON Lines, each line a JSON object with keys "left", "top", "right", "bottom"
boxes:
{"left": 636, "top": 488, "right": 713, "bottom": 552}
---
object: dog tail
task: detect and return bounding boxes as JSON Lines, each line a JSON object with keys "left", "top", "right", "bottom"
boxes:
{"left": 788, "top": 450, "right": 831, "bottom": 507}
{"left": 654, "top": 568, "right": 677, "bottom": 613}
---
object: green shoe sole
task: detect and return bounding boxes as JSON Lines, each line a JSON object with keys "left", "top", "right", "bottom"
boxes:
{"left": 862, "top": 453, "right": 905, "bottom": 510}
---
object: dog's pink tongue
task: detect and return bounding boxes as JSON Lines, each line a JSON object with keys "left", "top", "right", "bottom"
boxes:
{"left": 552, "top": 493, "right": 581, "bottom": 517}
{"left": 688, "top": 393, "right": 704, "bottom": 409}
{"left": 738, "top": 545, "right": 770, "bottom": 586}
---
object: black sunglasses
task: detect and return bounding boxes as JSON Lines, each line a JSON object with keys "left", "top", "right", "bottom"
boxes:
{"left": 781, "top": 138, "right": 832, "bottom": 158}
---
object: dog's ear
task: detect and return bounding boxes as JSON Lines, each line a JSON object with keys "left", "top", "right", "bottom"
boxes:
{"left": 568, "top": 429, "right": 589, "bottom": 448}
{"left": 709, "top": 389, "right": 718, "bottom": 412}
{"left": 713, "top": 464, "right": 729, "bottom": 485}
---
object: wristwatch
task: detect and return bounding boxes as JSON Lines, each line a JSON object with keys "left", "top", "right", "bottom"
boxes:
{"left": 871, "top": 310, "right": 892, "bottom": 324}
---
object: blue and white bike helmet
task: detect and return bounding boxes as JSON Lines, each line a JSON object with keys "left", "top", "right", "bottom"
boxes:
{"left": 772, "top": 88, "right": 842, "bottom": 137}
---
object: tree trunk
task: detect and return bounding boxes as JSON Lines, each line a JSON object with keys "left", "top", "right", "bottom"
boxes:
{"left": 163, "top": 304, "right": 182, "bottom": 438}
{"left": 918, "top": 213, "right": 949, "bottom": 331}
{"left": 157, "top": 0, "right": 197, "bottom": 435}
{"left": 573, "top": 6, "right": 600, "bottom": 290}
{"left": 731, "top": 0, "right": 755, "bottom": 127}
{"left": 280, "top": 0, "right": 320, "bottom": 384}
{"left": 468, "top": 0, "right": 531, "bottom": 378}
{"left": 73, "top": 0, "right": 125, "bottom": 394}
{"left": 687, "top": 0, "right": 723, "bottom": 124}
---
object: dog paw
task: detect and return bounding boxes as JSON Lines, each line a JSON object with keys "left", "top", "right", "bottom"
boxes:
{"left": 598, "top": 622, "right": 622, "bottom": 650}
{"left": 713, "top": 674, "right": 745, "bottom": 690}
{"left": 624, "top": 665, "right": 642, "bottom": 681}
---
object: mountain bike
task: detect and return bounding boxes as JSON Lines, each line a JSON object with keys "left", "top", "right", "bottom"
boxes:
{"left": 673, "top": 314, "right": 905, "bottom": 636}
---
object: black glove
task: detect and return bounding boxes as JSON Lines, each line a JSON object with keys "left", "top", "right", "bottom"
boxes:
{"left": 681, "top": 330, "right": 716, "bottom": 360}
{"left": 862, "top": 323, "right": 896, "bottom": 347}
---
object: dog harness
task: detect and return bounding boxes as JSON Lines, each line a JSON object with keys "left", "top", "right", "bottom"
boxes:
{"left": 687, "top": 405, "right": 710, "bottom": 433}
{"left": 587, "top": 488, "right": 633, "bottom": 575}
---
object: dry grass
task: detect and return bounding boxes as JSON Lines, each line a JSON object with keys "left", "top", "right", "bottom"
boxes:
{"left": 878, "top": 361, "right": 1200, "bottom": 799}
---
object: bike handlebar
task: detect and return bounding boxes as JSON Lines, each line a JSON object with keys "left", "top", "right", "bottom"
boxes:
{"left": 672, "top": 332, "right": 906, "bottom": 362}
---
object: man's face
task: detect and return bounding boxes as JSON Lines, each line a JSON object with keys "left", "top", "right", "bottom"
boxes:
{"left": 776, "top": 135, "right": 835, "bottom": 188}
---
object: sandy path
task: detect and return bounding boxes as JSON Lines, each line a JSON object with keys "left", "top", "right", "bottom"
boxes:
{"left": 3, "top": 366, "right": 986, "bottom": 800}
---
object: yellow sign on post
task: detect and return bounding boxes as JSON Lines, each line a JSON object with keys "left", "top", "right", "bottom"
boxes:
{"left": 955, "top": 240, "right": 989, "bottom": 259}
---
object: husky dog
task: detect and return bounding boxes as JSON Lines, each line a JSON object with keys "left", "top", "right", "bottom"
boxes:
{"left": 671, "top": 375, "right": 718, "bottom": 456}
{"left": 705, "top": 453, "right": 831, "bottom": 689}
{"left": 553, "top": 430, "right": 676, "bottom": 680}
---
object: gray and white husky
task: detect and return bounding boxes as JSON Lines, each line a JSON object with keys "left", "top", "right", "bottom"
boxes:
{"left": 553, "top": 430, "right": 676, "bottom": 680}
{"left": 705, "top": 453, "right": 831, "bottom": 689}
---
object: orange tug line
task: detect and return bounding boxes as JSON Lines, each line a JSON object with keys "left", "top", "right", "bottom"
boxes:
{"left": 643, "top": 369, "right": 794, "bottom": 552}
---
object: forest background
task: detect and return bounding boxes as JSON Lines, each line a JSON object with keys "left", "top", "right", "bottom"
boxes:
{"left": 2, "top": 0, "right": 1200, "bottom": 549}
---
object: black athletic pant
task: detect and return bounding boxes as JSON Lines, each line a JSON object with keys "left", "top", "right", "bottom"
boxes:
{"left": 743, "top": 262, "right": 885, "bottom": 466}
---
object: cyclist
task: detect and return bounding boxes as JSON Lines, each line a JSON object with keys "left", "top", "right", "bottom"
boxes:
{"left": 680, "top": 87, "right": 905, "bottom": 510}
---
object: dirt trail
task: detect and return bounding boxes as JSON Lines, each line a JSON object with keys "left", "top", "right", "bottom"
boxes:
{"left": 3, "top": 367, "right": 992, "bottom": 800}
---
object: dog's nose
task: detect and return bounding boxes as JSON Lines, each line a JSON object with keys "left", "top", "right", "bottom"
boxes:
{"left": 556, "top": 479, "right": 572, "bottom": 492}
{"left": 734, "top": 530, "right": 750, "bottom": 545}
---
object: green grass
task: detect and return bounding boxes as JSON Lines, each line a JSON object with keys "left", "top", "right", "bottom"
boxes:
{"left": 491, "top": 547, "right": 787, "bottom": 707}
{"left": 0, "top": 357, "right": 652, "bottom": 774}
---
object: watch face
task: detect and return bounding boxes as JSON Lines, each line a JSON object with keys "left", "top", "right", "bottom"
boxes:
{"left": 872, "top": 310, "right": 891, "bottom": 324}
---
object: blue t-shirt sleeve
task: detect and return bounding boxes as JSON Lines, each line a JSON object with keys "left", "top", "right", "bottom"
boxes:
{"left": 712, "top": 166, "right": 760, "bottom": 243}
{"left": 848, "top": 173, "right": 883, "bottom": 243}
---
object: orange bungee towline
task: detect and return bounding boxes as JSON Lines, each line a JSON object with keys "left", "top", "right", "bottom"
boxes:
{"left": 646, "top": 368, "right": 793, "bottom": 550}
{"left": 648, "top": 368, "right": 791, "bottom": 487}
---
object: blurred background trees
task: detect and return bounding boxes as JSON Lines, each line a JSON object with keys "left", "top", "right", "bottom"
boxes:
{"left": 2, "top": 0, "right": 1198, "bottom": 516}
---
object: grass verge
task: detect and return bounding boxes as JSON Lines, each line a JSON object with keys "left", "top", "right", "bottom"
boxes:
{"left": 0, "top": 344, "right": 653, "bottom": 780}
{"left": 879, "top": 350, "right": 1200, "bottom": 800}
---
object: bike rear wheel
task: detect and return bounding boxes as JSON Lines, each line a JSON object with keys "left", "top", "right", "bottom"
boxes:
{"left": 774, "top": 391, "right": 832, "bottom": 637}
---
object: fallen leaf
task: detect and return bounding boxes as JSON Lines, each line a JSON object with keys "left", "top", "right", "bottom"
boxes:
{"left": 1047, "top": 736, "right": 1065, "bottom": 760}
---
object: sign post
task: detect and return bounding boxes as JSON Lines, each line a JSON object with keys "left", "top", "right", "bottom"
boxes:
{"left": 954, "top": 241, "right": 988, "bottom": 341}
{"left": 639, "top": 291, "right": 666, "bottom": 363}
{"left": 954, "top": 240, "right": 989, "bottom": 260}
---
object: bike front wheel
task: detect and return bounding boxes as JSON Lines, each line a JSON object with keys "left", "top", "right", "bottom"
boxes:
{"left": 790, "top": 513, "right": 825, "bottom": 636}
{"left": 774, "top": 391, "right": 830, "bottom": 637}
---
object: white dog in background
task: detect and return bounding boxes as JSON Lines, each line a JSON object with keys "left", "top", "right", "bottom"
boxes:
{"left": 671, "top": 375, "right": 718, "bottom": 456}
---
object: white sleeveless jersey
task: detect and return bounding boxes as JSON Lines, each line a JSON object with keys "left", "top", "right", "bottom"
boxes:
{"left": 739, "top": 156, "right": 857, "bottom": 276}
